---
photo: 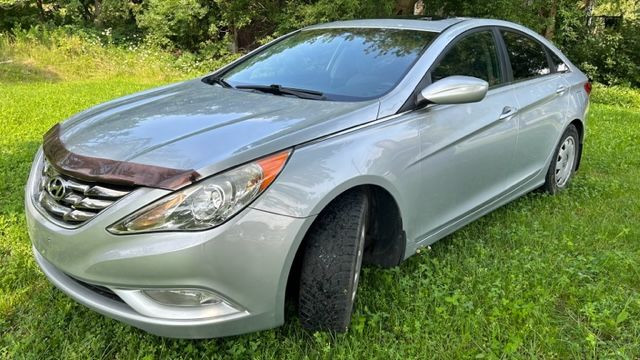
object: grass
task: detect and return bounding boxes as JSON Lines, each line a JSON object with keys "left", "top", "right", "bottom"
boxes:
{"left": 1, "top": 33, "right": 640, "bottom": 359}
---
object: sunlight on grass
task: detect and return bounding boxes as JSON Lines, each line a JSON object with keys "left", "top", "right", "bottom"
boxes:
{"left": 0, "top": 28, "right": 219, "bottom": 84}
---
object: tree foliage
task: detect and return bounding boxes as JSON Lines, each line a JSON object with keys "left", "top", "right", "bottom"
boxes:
{"left": 0, "top": 0, "right": 638, "bottom": 86}
{"left": 135, "top": 0, "right": 211, "bottom": 50}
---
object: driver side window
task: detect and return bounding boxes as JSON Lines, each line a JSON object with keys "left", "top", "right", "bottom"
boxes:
{"left": 431, "top": 31, "right": 503, "bottom": 87}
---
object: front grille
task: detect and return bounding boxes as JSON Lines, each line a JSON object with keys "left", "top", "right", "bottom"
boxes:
{"left": 36, "top": 159, "right": 134, "bottom": 225}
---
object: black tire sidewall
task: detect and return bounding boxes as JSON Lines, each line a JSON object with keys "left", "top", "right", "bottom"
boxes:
{"left": 345, "top": 199, "right": 368, "bottom": 315}
{"left": 297, "top": 191, "right": 369, "bottom": 332}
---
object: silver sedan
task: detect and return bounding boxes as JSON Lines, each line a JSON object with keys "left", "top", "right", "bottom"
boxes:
{"left": 26, "top": 17, "right": 590, "bottom": 338}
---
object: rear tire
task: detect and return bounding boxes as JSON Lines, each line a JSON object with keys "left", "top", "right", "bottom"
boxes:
{"left": 541, "top": 124, "right": 580, "bottom": 194}
{"left": 298, "top": 190, "right": 368, "bottom": 332}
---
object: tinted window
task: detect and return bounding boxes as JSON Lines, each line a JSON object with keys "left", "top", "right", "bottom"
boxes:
{"left": 549, "top": 50, "right": 569, "bottom": 72}
{"left": 431, "top": 31, "right": 502, "bottom": 86}
{"left": 501, "top": 31, "right": 551, "bottom": 81}
{"left": 223, "top": 29, "right": 437, "bottom": 101}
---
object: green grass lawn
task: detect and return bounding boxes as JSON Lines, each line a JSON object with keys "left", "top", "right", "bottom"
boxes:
{"left": 1, "top": 38, "right": 640, "bottom": 359}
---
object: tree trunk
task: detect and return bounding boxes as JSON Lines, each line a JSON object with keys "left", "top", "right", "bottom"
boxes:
{"left": 230, "top": 26, "right": 239, "bottom": 53}
{"left": 80, "top": 1, "right": 93, "bottom": 22}
{"left": 94, "top": 0, "right": 102, "bottom": 25}
{"left": 585, "top": 0, "right": 596, "bottom": 26}
{"left": 414, "top": 0, "right": 425, "bottom": 15}
{"left": 544, "top": 0, "right": 558, "bottom": 39}
{"left": 395, "top": 0, "right": 417, "bottom": 15}
{"left": 35, "top": 0, "right": 45, "bottom": 21}
{"left": 584, "top": 0, "right": 596, "bottom": 14}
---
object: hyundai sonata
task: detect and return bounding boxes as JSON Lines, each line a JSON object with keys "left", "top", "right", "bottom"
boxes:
{"left": 26, "top": 18, "right": 590, "bottom": 338}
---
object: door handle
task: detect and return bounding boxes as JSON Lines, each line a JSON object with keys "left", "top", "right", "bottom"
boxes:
{"left": 556, "top": 85, "right": 568, "bottom": 94}
{"left": 499, "top": 106, "right": 518, "bottom": 120}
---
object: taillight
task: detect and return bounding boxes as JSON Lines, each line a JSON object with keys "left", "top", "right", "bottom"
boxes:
{"left": 584, "top": 82, "right": 592, "bottom": 96}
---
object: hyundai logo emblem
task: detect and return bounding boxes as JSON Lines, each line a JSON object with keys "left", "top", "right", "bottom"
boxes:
{"left": 46, "top": 177, "right": 67, "bottom": 201}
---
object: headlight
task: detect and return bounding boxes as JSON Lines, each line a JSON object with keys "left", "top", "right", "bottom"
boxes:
{"left": 107, "top": 150, "right": 291, "bottom": 234}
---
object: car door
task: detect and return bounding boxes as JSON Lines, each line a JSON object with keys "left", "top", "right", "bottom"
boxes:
{"left": 499, "top": 30, "right": 572, "bottom": 182}
{"left": 408, "top": 29, "right": 520, "bottom": 241}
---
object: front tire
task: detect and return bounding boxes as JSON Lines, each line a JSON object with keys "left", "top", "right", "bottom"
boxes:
{"left": 542, "top": 124, "right": 580, "bottom": 194}
{"left": 298, "top": 190, "right": 368, "bottom": 332}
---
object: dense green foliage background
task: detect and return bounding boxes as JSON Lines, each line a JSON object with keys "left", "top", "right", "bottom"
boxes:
{"left": 1, "top": 0, "right": 639, "bottom": 86}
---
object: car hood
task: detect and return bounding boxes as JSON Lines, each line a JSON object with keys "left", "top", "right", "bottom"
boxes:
{"left": 56, "top": 79, "right": 380, "bottom": 181}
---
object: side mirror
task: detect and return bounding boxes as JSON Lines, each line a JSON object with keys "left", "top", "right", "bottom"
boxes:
{"left": 416, "top": 76, "right": 489, "bottom": 107}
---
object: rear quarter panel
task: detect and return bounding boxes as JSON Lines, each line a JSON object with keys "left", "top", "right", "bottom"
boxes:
{"left": 565, "top": 71, "right": 590, "bottom": 130}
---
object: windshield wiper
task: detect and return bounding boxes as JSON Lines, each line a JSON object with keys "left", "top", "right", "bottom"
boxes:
{"left": 236, "top": 84, "right": 325, "bottom": 100}
{"left": 204, "top": 76, "right": 233, "bottom": 88}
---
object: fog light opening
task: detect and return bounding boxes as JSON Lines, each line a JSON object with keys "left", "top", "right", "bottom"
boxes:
{"left": 142, "top": 289, "right": 224, "bottom": 307}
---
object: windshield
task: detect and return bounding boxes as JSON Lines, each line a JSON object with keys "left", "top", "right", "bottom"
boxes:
{"left": 222, "top": 28, "right": 438, "bottom": 101}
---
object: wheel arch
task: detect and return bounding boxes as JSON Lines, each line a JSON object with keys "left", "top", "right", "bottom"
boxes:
{"left": 282, "top": 181, "right": 406, "bottom": 313}
{"left": 300, "top": 175, "right": 407, "bottom": 267}
{"left": 569, "top": 118, "right": 585, "bottom": 170}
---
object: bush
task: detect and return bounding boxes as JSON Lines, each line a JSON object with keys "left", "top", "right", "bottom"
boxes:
{"left": 273, "top": 0, "right": 396, "bottom": 36}
{"left": 0, "top": 26, "right": 219, "bottom": 83}
{"left": 591, "top": 84, "right": 640, "bottom": 109}
{"left": 562, "top": 20, "right": 640, "bottom": 87}
{"left": 135, "top": 0, "right": 213, "bottom": 51}
{"left": 1, "top": 0, "right": 639, "bottom": 88}
{"left": 0, "top": 0, "right": 40, "bottom": 31}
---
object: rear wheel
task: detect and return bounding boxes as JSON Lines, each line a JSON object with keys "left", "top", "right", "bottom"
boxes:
{"left": 542, "top": 125, "right": 580, "bottom": 194}
{"left": 298, "top": 190, "right": 368, "bottom": 332}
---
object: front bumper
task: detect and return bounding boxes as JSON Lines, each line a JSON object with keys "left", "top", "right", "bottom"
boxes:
{"left": 25, "top": 153, "right": 314, "bottom": 338}
{"left": 33, "top": 247, "right": 259, "bottom": 338}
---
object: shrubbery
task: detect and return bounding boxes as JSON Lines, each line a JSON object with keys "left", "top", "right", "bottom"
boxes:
{"left": 591, "top": 84, "right": 640, "bottom": 109}
{"left": 0, "top": 26, "right": 239, "bottom": 82}
{"left": 0, "top": 0, "right": 638, "bottom": 87}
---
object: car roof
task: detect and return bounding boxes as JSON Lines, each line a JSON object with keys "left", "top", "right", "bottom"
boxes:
{"left": 304, "top": 18, "right": 470, "bottom": 33}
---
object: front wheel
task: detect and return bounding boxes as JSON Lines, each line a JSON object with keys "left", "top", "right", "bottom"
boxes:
{"left": 541, "top": 124, "right": 580, "bottom": 194}
{"left": 298, "top": 190, "right": 368, "bottom": 332}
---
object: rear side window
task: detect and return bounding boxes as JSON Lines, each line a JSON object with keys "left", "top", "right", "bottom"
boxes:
{"left": 501, "top": 31, "right": 551, "bottom": 81}
{"left": 548, "top": 50, "right": 569, "bottom": 73}
{"left": 431, "top": 31, "right": 502, "bottom": 87}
